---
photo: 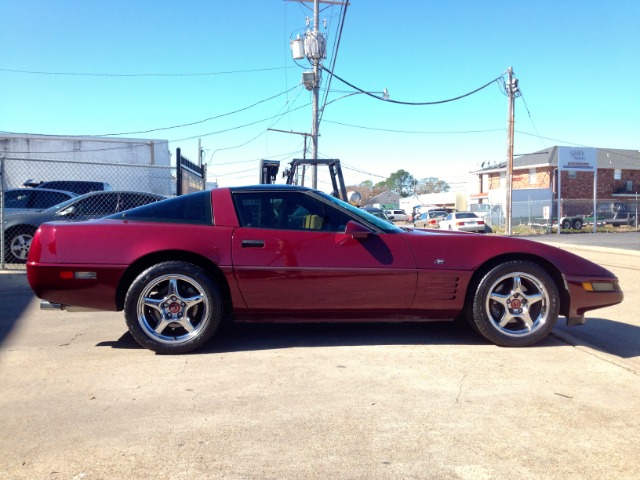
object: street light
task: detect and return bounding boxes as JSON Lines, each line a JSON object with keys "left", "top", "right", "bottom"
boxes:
{"left": 321, "top": 89, "right": 390, "bottom": 112}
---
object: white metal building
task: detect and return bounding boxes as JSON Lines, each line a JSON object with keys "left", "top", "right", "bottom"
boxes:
{"left": 0, "top": 133, "right": 174, "bottom": 196}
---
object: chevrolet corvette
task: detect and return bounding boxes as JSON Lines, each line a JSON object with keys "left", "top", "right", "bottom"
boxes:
{"left": 27, "top": 185, "right": 623, "bottom": 354}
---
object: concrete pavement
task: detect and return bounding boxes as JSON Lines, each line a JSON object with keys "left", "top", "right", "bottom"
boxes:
{"left": 1, "top": 233, "right": 639, "bottom": 479}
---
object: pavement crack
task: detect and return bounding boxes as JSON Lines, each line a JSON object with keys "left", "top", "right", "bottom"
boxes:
{"left": 59, "top": 332, "right": 84, "bottom": 347}
{"left": 455, "top": 374, "right": 467, "bottom": 404}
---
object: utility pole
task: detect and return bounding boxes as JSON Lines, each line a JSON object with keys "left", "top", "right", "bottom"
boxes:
{"left": 310, "top": 0, "right": 321, "bottom": 188}
{"left": 288, "top": 0, "right": 348, "bottom": 189}
{"left": 505, "top": 67, "right": 519, "bottom": 235}
{"left": 267, "top": 128, "right": 312, "bottom": 184}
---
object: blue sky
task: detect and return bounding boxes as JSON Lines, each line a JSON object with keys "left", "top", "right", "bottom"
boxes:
{"left": 2, "top": 0, "right": 638, "bottom": 191}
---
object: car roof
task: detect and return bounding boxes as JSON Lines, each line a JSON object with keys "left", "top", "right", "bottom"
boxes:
{"left": 7, "top": 187, "right": 77, "bottom": 195}
{"left": 229, "top": 184, "right": 312, "bottom": 193}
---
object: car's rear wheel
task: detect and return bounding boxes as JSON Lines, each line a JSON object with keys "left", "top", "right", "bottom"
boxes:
{"left": 466, "top": 260, "right": 559, "bottom": 347}
{"left": 124, "top": 261, "right": 222, "bottom": 354}
{"left": 5, "top": 227, "right": 36, "bottom": 263}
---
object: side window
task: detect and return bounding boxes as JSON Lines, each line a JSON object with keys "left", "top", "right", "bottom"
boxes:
{"left": 32, "top": 191, "right": 69, "bottom": 209}
{"left": 119, "top": 193, "right": 157, "bottom": 211}
{"left": 73, "top": 194, "right": 118, "bottom": 216}
{"left": 233, "top": 191, "right": 351, "bottom": 232}
{"left": 5, "top": 191, "right": 29, "bottom": 208}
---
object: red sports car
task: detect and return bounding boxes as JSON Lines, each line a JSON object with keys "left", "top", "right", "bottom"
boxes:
{"left": 27, "top": 185, "right": 623, "bottom": 354}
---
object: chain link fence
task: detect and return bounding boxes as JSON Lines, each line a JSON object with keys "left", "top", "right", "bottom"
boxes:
{"left": 1, "top": 156, "right": 175, "bottom": 270}
{"left": 476, "top": 197, "right": 639, "bottom": 231}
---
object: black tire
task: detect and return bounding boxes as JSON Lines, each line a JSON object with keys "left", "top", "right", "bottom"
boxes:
{"left": 466, "top": 260, "right": 559, "bottom": 347}
{"left": 5, "top": 226, "right": 36, "bottom": 264}
{"left": 124, "top": 261, "right": 223, "bottom": 354}
{"left": 572, "top": 219, "right": 583, "bottom": 230}
{"left": 561, "top": 219, "right": 571, "bottom": 230}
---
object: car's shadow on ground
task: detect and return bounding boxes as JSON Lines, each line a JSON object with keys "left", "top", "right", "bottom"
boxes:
{"left": 102, "top": 320, "right": 565, "bottom": 353}
{"left": 0, "top": 272, "right": 33, "bottom": 347}
{"left": 554, "top": 317, "right": 640, "bottom": 359}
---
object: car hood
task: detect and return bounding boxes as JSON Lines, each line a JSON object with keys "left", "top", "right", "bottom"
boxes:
{"left": 401, "top": 229, "right": 610, "bottom": 277}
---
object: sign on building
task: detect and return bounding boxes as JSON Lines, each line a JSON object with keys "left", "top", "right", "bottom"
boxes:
{"left": 556, "top": 147, "right": 598, "bottom": 234}
{"left": 558, "top": 147, "right": 597, "bottom": 171}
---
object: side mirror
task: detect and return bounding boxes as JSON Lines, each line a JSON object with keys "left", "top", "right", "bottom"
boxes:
{"left": 344, "top": 220, "right": 372, "bottom": 240}
{"left": 57, "top": 206, "right": 76, "bottom": 218}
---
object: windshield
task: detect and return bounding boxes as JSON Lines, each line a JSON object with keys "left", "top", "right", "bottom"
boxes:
{"left": 314, "top": 191, "right": 403, "bottom": 233}
{"left": 43, "top": 193, "right": 90, "bottom": 212}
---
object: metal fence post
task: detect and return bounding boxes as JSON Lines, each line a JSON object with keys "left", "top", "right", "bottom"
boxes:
{"left": 1, "top": 155, "right": 5, "bottom": 269}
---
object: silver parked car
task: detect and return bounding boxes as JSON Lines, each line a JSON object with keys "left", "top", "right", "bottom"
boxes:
{"left": 3, "top": 191, "right": 165, "bottom": 263}
{"left": 414, "top": 210, "right": 447, "bottom": 229}
{"left": 384, "top": 209, "right": 409, "bottom": 222}
{"left": 3, "top": 188, "right": 77, "bottom": 214}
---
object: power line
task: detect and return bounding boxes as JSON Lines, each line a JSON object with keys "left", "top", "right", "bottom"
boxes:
{"left": 91, "top": 85, "right": 303, "bottom": 137}
{"left": 0, "top": 66, "right": 297, "bottom": 77}
{"left": 323, "top": 66, "right": 506, "bottom": 106}
{"left": 324, "top": 119, "right": 504, "bottom": 135}
{"left": 3, "top": 92, "right": 311, "bottom": 154}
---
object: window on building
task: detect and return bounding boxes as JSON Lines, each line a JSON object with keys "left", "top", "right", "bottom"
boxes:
{"left": 73, "top": 141, "right": 81, "bottom": 151}
{"left": 499, "top": 171, "right": 506, "bottom": 189}
{"left": 528, "top": 168, "right": 537, "bottom": 184}
{"left": 568, "top": 170, "right": 577, "bottom": 179}
{"left": 614, "top": 169, "right": 622, "bottom": 180}
{"left": 626, "top": 180, "right": 633, "bottom": 192}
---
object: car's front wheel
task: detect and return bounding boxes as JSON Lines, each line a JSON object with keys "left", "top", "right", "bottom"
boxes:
{"left": 124, "top": 261, "right": 223, "bottom": 354}
{"left": 466, "top": 261, "right": 559, "bottom": 347}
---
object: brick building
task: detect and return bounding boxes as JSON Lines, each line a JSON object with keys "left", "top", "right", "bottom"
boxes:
{"left": 471, "top": 146, "right": 640, "bottom": 211}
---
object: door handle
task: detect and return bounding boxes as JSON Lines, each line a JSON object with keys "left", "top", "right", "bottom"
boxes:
{"left": 241, "top": 240, "right": 265, "bottom": 248}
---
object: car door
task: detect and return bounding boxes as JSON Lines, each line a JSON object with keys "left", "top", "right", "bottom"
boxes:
{"left": 231, "top": 190, "right": 417, "bottom": 311}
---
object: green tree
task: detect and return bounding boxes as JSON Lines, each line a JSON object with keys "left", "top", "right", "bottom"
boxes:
{"left": 415, "top": 177, "right": 450, "bottom": 194}
{"left": 345, "top": 180, "right": 385, "bottom": 206}
{"left": 385, "top": 169, "right": 415, "bottom": 197}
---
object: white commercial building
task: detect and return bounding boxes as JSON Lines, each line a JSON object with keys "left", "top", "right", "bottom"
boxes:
{"left": 0, "top": 133, "right": 174, "bottom": 196}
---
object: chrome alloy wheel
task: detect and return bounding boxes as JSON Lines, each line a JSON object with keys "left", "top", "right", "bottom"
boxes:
{"left": 136, "top": 273, "right": 212, "bottom": 346}
{"left": 9, "top": 233, "right": 33, "bottom": 262}
{"left": 484, "top": 271, "right": 551, "bottom": 337}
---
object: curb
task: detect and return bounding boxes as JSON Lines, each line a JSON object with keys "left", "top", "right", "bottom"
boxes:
{"left": 551, "top": 329, "right": 639, "bottom": 376}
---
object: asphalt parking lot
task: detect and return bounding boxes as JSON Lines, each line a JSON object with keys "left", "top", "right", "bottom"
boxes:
{"left": 1, "top": 232, "right": 639, "bottom": 479}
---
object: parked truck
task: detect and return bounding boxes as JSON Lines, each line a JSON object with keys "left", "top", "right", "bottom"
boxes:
{"left": 554, "top": 202, "right": 637, "bottom": 230}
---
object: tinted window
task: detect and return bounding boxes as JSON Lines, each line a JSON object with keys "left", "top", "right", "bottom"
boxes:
{"left": 5, "top": 190, "right": 29, "bottom": 208}
{"left": 110, "top": 191, "right": 211, "bottom": 225}
{"left": 32, "top": 190, "right": 73, "bottom": 208}
{"left": 233, "top": 191, "right": 352, "bottom": 232}
{"left": 38, "top": 181, "right": 111, "bottom": 194}
{"left": 70, "top": 193, "right": 119, "bottom": 216}
{"left": 118, "top": 193, "right": 162, "bottom": 211}
{"left": 316, "top": 192, "right": 402, "bottom": 233}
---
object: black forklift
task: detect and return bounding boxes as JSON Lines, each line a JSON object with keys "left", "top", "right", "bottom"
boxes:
{"left": 259, "top": 158, "right": 350, "bottom": 203}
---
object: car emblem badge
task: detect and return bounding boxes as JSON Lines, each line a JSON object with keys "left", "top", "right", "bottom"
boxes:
{"left": 510, "top": 299, "right": 522, "bottom": 309}
{"left": 434, "top": 259, "right": 445, "bottom": 265}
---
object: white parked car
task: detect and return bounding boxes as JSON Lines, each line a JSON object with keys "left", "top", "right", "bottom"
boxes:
{"left": 384, "top": 209, "right": 409, "bottom": 222}
{"left": 439, "top": 211, "right": 486, "bottom": 233}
